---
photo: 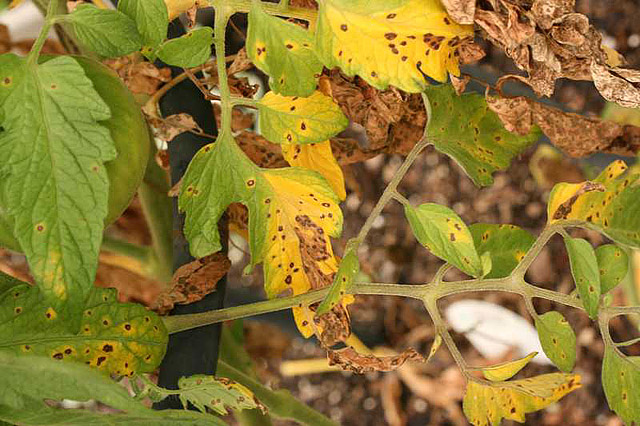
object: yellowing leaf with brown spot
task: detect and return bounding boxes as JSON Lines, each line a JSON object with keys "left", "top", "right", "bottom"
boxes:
{"left": 463, "top": 373, "right": 581, "bottom": 426}
{"left": 478, "top": 352, "right": 538, "bottom": 382}
{"left": 282, "top": 141, "right": 346, "bottom": 200}
{"left": 547, "top": 160, "right": 640, "bottom": 248}
{"left": 315, "top": 0, "right": 474, "bottom": 92}
{"left": 258, "top": 91, "right": 348, "bottom": 145}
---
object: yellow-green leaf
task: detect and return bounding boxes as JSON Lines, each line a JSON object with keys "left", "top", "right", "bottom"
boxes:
{"left": 564, "top": 237, "right": 601, "bottom": 319}
{"left": 602, "top": 345, "right": 640, "bottom": 423}
{"left": 177, "top": 375, "right": 265, "bottom": 415}
{"left": 315, "top": 0, "right": 473, "bottom": 92}
{"left": 470, "top": 224, "right": 535, "bottom": 279}
{"left": 547, "top": 160, "right": 640, "bottom": 248}
{"left": 281, "top": 140, "right": 346, "bottom": 200}
{"left": 258, "top": 91, "right": 348, "bottom": 145}
{"left": 479, "top": 352, "right": 537, "bottom": 382}
{"left": 463, "top": 373, "right": 582, "bottom": 426}
{"left": 596, "top": 244, "right": 629, "bottom": 294}
{"left": 535, "top": 311, "right": 576, "bottom": 373}
{"left": 315, "top": 242, "right": 359, "bottom": 315}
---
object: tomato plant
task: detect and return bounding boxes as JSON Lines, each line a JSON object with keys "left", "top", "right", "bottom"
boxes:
{"left": 0, "top": 0, "right": 639, "bottom": 425}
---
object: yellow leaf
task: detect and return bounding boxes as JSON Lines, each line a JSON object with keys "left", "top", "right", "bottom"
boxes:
{"left": 281, "top": 141, "right": 346, "bottom": 200}
{"left": 463, "top": 373, "right": 581, "bottom": 426}
{"left": 315, "top": 0, "right": 474, "bottom": 92}
{"left": 478, "top": 352, "right": 537, "bottom": 382}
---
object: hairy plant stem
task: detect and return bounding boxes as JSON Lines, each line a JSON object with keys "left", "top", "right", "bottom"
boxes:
{"left": 27, "top": 0, "right": 59, "bottom": 65}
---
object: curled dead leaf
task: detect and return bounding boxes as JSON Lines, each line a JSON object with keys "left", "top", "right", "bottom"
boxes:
{"left": 146, "top": 113, "right": 202, "bottom": 142}
{"left": 105, "top": 58, "right": 171, "bottom": 96}
{"left": 591, "top": 62, "right": 640, "bottom": 109}
{"left": 450, "top": 74, "right": 470, "bottom": 95}
{"left": 327, "top": 347, "right": 425, "bottom": 374}
{"left": 441, "top": 0, "right": 476, "bottom": 25}
{"left": 228, "top": 48, "right": 252, "bottom": 76}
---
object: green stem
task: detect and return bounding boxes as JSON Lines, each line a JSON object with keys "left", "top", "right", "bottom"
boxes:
{"left": 101, "top": 236, "right": 154, "bottom": 265}
{"left": 210, "top": 0, "right": 317, "bottom": 23}
{"left": 27, "top": 0, "right": 59, "bottom": 65}
{"left": 213, "top": 6, "right": 233, "bottom": 134}
{"left": 423, "top": 298, "right": 470, "bottom": 375}
{"left": 511, "top": 224, "right": 559, "bottom": 280}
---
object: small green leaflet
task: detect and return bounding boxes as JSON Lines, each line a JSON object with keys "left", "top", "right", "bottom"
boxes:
{"left": 117, "top": 0, "right": 169, "bottom": 52}
{"left": 258, "top": 91, "right": 348, "bottom": 145}
{"left": 469, "top": 224, "right": 535, "bottom": 279}
{"left": 596, "top": 244, "right": 629, "bottom": 294}
{"left": 535, "top": 311, "right": 576, "bottom": 372}
{"left": 247, "top": 1, "right": 322, "bottom": 96}
{"left": 404, "top": 203, "right": 482, "bottom": 277}
{"left": 316, "top": 243, "right": 360, "bottom": 315}
{"left": 0, "top": 55, "right": 116, "bottom": 316}
{"left": 602, "top": 345, "right": 640, "bottom": 423}
{"left": 69, "top": 4, "right": 142, "bottom": 57}
{"left": 564, "top": 237, "right": 601, "bottom": 319}
{"left": 177, "top": 375, "right": 266, "bottom": 415}
{"left": 157, "top": 27, "right": 213, "bottom": 68}
{"left": 424, "top": 84, "right": 541, "bottom": 186}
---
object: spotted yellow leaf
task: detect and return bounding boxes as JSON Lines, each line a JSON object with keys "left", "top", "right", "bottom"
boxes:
{"left": 477, "top": 352, "right": 538, "bottom": 382}
{"left": 258, "top": 91, "right": 348, "bottom": 145}
{"left": 177, "top": 375, "right": 265, "bottom": 415}
{"left": 315, "top": 0, "right": 474, "bottom": 92}
{"left": 547, "top": 160, "right": 640, "bottom": 248}
{"left": 463, "top": 373, "right": 582, "bottom": 426}
{"left": 281, "top": 140, "right": 346, "bottom": 200}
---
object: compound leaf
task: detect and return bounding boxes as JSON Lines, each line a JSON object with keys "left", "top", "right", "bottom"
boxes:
{"left": 479, "top": 352, "right": 537, "bottom": 382}
{"left": 157, "top": 27, "right": 213, "bottom": 68}
{"left": 564, "top": 237, "right": 601, "bottom": 319}
{"left": 0, "top": 55, "right": 116, "bottom": 316}
{"left": 117, "top": 0, "right": 169, "bottom": 51}
{"left": 258, "top": 91, "right": 348, "bottom": 145}
{"left": 247, "top": 1, "right": 322, "bottom": 96}
{"left": 469, "top": 224, "right": 535, "bottom": 279}
{"left": 602, "top": 345, "right": 640, "bottom": 423}
{"left": 547, "top": 160, "right": 640, "bottom": 248}
{"left": 425, "top": 84, "right": 541, "bottom": 186}
{"left": 69, "top": 4, "right": 142, "bottom": 57}
{"left": 177, "top": 375, "right": 265, "bottom": 415}
{"left": 463, "top": 373, "right": 581, "bottom": 426}
{"left": 595, "top": 244, "right": 629, "bottom": 294}
{"left": 404, "top": 203, "right": 482, "bottom": 277}
{"left": 315, "top": 0, "right": 473, "bottom": 92}
{"left": 535, "top": 311, "right": 576, "bottom": 373}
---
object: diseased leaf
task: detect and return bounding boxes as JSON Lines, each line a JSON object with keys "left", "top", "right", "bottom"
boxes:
{"left": 404, "top": 203, "right": 482, "bottom": 277}
{"left": 156, "top": 27, "right": 213, "bottom": 68}
{"left": 258, "top": 91, "right": 348, "bottom": 145}
{"left": 595, "top": 244, "right": 629, "bottom": 294}
{"left": 479, "top": 352, "right": 538, "bottom": 382}
{"left": 117, "top": 0, "right": 169, "bottom": 51}
{"left": 463, "top": 373, "right": 582, "bottom": 426}
{"left": 425, "top": 84, "right": 541, "bottom": 186}
{"left": 281, "top": 140, "right": 346, "bottom": 200}
{"left": 602, "top": 345, "right": 640, "bottom": 424}
{"left": 315, "top": 0, "right": 473, "bottom": 92}
{"left": 564, "top": 237, "right": 600, "bottom": 319}
{"left": 535, "top": 311, "right": 576, "bottom": 373}
{"left": 247, "top": 1, "right": 322, "bottom": 96}
{"left": 69, "top": 4, "right": 142, "bottom": 57}
{"left": 470, "top": 224, "right": 535, "bottom": 278}
{"left": 177, "top": 375, "right": 265, "bottom": 415}
{"left": 327, "top": 347, "right": 425, "bottom": 374}
{"left": 441, "top": 0, "right": 476, "bottom": 25}
{"left": 0, "top": 275, "right": 167, "bottom": 376}
{"left": 548, "top": 160, "right": 640, "bottom": 248}
{"left": 0, "top": 55, "right": 116, "bottom": 315}
{"left": 316, "top": 244, "right": 359, "bottom": 316}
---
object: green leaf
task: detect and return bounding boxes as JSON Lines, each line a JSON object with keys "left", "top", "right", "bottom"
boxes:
{"left": 0, "top": 275, "right": 167, "bottom": 376}
{"left": 596, "top": 244, "right": 629, "bottom": 294}
{"left": 69, "top": 4, "right": 142, "bottom": 57}
{"left": 534, "top": 311, "right": 576, "bottom": 373}
{"left": 602, "top": 345, "right": 640, "bottom": 424}
{"left": 469, "top": 224, "right": 536, "bottom": 279}
{"left": 564, "top": 237, "right": 601, "bottom": 319}
{"left": 424, "top": 84, "right": 541, "bottom": 186}
{"left": 316, "top": 243, "right": 360, "bottom": 315}
{"left": 117, "top": 0, "right": 169, "bottom": 51}
{"left": 0, "top": 352, "right": 224, "bottom": 426}
{"left": 156, "top": 27, "right": 213, "bottom": 68}
{"left": 177, "top": 375, "right": 265, "bottom": 415}
{"left": 258, "top": 91, "right": 348, "bottom": 145}
{"left": 247, "top": 1, "right": 322, "bottom": 96}
{"left": 547, "top": 160, "right": 640, "bottom": 248}
{"left": 404, "top": 203, "right": 482, "bottom": 277}
{"left": 0, "top": 55, "right": 116, "bottom": 315}
{"left": 479, "top": 352, "right": 537, "bottom": 382}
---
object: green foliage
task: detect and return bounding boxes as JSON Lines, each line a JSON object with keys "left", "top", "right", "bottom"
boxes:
{"left": 177, "top": 375, "right": 265, "bottom": 415}
{"left": 0, "top": 54, "right": 116, "bottom": 316}
{"left": 424, "top": 85, "right": 541, "bottom": 186}
{"left": 469, "top": 224, "right": 535, "bottom": 278}
{"left": 404, "top": 203, "right": 482, "bottom": 277}
{"left": 564, "top": 237, "right": 601, "bottom": 319}
{"left": 602, "top": 345, "right": 640, "bottom": 423}
{"left": 535, "top": 311, "right": 577, "bottom": 373}
{"left": 316, "top": 243, "right": 360, "bottom": 315}
{"left": 156, "top": 27, "right": 214, "bottom": 68}
{"left": 247, "top": 1, "right": 322, "bottom": 96}
{"left": 117, "top": 0, "right": 169, "bottom": 53}
{"left": 595, "top": 244, "right": 629, "bottom": 293}
{"left": 68, "top": 4, "right": 142, "bottom": 57}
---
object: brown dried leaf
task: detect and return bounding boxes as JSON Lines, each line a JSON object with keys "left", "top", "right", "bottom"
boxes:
{"left": 105, "top": 58, "right": 171, "bottom": 95}
{"left": 328, "top": 347, "right": 425, "bottom": 374}
{"left": 66, "top": 0, "right": 84, "bottom": 13}
{"left": 228, "top": 48, "right": 252, "bottom": 76}
{"left": 530, "top": 0, "right": 575, "bottom": 30}
{"left": 591, "top": 62, "right": 640, "bottom": 109}
{"left": 457, "top": 40, "right": 486, "bottom": 65}
{"left": 147, "top": 113, "right": 202, "bottom": 142}
{"left": 441, "top": 0, "right": 476, "bottom": 25}
{"left": 154, "top": 253, "right": 231, "bottom": 315}
{"left": 450, "top": 74, "right": 470, "bottom": 95}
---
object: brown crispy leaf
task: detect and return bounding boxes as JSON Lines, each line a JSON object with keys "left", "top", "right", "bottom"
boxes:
{"left": 327, "top": 347, "right": 425, "bottom": 374}
{"left": 530, "top": 0, "right": 575, "bottom": 30}
{"left": 154, "top": 253, "right": 231, "bottom": 315}
{"left": 147, "top": 113, "right": 202, "bottom": 142}
{"left": 105, "top": 58, "right": 171, "bottom": 95}
{"left": 441, "top": 0, "right": 476, "bottom": 25}
{"left": 450, "top": 74, "right": 470, "bottom": 95}
{"left": 228, "top": 48, "right": 252, "bottom": 76}
{"left": 591, "top": 62, "right": 640, "bottom": 109}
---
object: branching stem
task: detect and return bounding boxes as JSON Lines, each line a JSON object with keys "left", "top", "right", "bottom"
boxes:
{"left": 27, "top": 0, "right": 59, "bottom": 65}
